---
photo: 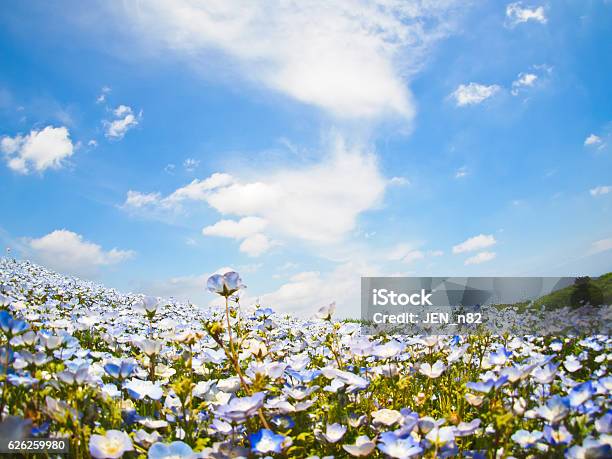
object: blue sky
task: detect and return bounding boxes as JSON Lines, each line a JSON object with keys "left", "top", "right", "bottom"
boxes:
{"left": 1, "top": 1, "right": 611, "bottom": 317}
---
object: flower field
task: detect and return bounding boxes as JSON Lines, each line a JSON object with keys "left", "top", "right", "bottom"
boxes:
{"left": 0, "top": 257, "right": 610, "bottom": 459}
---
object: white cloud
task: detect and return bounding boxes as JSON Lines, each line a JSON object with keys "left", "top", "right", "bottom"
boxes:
{"left": 124, "top": 137, "right": 387, "bottom": 244}
{"left": 505, "top": 2, "right": 547, "bottom": 26}
{"left": 402, "top": 250, "right": 425, "bottom": 264}
{"left": 455, "top": 166, "right": 469, "bottom": 178}
{"left": 124, "top": 190, "right": 162, "bottom": 208}
{"left": 590, "top": 185, "right": 611, "bottom": 197}
{"left": 183, "top": 158, "right": 200, "bottom": 172}
{"left": 117, "top": 0, "right": 463, "bottom": 120}
{"left": 464, "top": 251, "right": 496, "bottom": 265}
{"left": 25, "top": 230, "right": 134, "bottom": 276}
{"left": 239, "top": 233, "right": 272, "bottom": 257}
{"left": 589, "top": 238, "right": 612, "bottom": 255}
{"left": 584, "top": 134, "right": 602, "bottom": 146}
{"left": 387, "top": 243, "right": 425, "bottom": 264}
{"left": 511, "top": 72, "right": 537, "bottom": 95}
{"left": 104, "top": 105, "right": 141, "bottom": 139}
{"left": 452, "top": 234, "right": 496, "bottom": 254}
{"left": 389, "top": 176, "right": 409, "bottom": 186}
{"left": 451, "top": 83, "right": 500, "bottom": 106}
{"left": 259, "top": 260, "right": 380, "bottom": 318}
{"left": 203, "top": 217, "right": 268, "bottom": 239}
{"left": 1, "top": 126, "right": 74, "bottom": 174}
{"left": 96, "top": 85, "right": 111, "bottom": 104}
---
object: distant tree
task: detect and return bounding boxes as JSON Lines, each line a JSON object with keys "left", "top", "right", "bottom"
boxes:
{"left": 570, "top": 276, "right": 604, "bottom": 308}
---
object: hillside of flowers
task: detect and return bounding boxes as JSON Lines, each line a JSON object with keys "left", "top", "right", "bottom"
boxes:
{"left": 0, "top": 257, "right": 610, "bottom": 459}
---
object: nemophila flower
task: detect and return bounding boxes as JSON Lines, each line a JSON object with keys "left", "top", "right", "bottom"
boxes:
{"left": 566, "top": 437, "right": 612, "bottom": 459}
{"left": 419, "top": 360, "right": 446, "bottom": 378}
{"left": 18, "top": 350, "right": 49, "bottom": 367}
{"left": 133, "top": 429, "right": 162, "bottom": 448}
{"left": 207, "top": 272, "right": 244, "bottom": 297}
{"left": 322, "top": 423, "right": 346, "bottom": 443}
{"left": 564, "top": 355, "right": 583, "bottom": 373}
{"left": 315, "top": 302, "right": 336, "bottom": 320}
{"left": 0, "top": 310, "right": 29, "bottom": 337}
{"left": 426, "top": 426, "right": 456, "bottom": 446}
{"left": 249, "top": 428, "right": 292, "bottom": 454}
{"left": 148, "top": 441, "right": 195, "bottom": 459}
{"left": 135, "top": 296, "right": 161, "bottom": 317}
{"left": 343, "top": 435, "right": 376, "bottom": 457}
{"left": 372, "top": 340, "right": 404, "bottom": 359}
{"left": 378, "top": 431, "right": 423, "bottom": 458}
{"left": 531, "top": 362, "right": 559, "bottom": 384}
{"left": 372, "top": 409, "right": 403, "bottom": 427}
{"left": 466, "top": 375, "right": 508, "bottom": 394}
{"left": 511, "top": 429, "right": 543, "bottom": 448}
{"left": 215, "top": 392, "right": 266, "bottom": 422}
{"left": 321, "top": 367, "right": 369, "bottom": 392}
{"left": 254, "top": 307, "right": 274, "bottom": 318}
{"left": 40, "top": 334, "right": 64, "bottom": 350}
{"left": 488, "top": 347, "right": 511, "bottom": 365}
{"left": 135, "top": 338, "right": 163, "bottom": 357}
{"left": 270, "top": 414, "right": 295, "bottom": 430}
{"left": 8, "top": 374, "right": 38, "bottom": 387}
{"left": 454, "top": 419, "right": 481, "bottom": 437}
{"left": 595, "top": 412, "right": 612, "bottom": 434}
{"left": 124, "top": 378, "right": 163, "bottom": 401}
{"left": 101, "top": 383, "right": 121, "bottom": 398}
{"left": 568, "top": 381, "right": 595, "bottom": 408}
{"left": 543, "top": 425, "right": 573, "bottom": 445}
{"left": 104, "top": 360, "right": 138, "bottom": 380}
{"left": 58, "top": 364, "right": 90, "bottom": 385}
{"left": 89, "top": 430, "right": 134, "bottom": 459}
{"left": 535, "top": 395, "right": 570, "bottom": 424}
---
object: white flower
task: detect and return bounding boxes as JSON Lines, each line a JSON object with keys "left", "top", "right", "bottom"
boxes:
{"left": 371, "top": 409, "right": 403, "bottom": 426}
{"left": 322, "top": 423, "right": 347, "bottom": 443}
{"left": 315, "top": 302, "right": 336, "bottom": 320}
{"left": 343, "top": 435, "right": 376, "bottom": 457}
{"left": 89, "top": 430, "right": 133, "bottom": 459}
{"left": 419, "top": 360, "right": 446, "bottom": 378}
{"left": 123, "top": 378, "right": 163, "bottom": 400}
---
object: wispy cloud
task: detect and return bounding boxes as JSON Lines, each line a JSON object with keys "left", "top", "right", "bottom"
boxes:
{"left": 451, "top": 83, "right": 500, "bottom": 106}
{"left": 453, "top": 234, "right": 497, "bottom": 254}
{"left": 117, "top": 0, "right": 463, "bottom": 121}
{"left": 505, "top": 2, "right": 547, "bottom": 27}
{"left": 464, "top": 251, "right": 496, "bottom": 265}
{"left": 590, "top": 185, "right": 611, "bottom": 197}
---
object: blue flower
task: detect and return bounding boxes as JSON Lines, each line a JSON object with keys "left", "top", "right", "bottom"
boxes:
{"left": 377, "top": 431, "right": 423, "bottom": 458}
{"left": 148, "top": 441, "right": 195, "bottom": 459}
{"left": 568, "top": 381, "right": 595, "bottom": 408}
{"left": 511, "top": 429, "right": 543, "bottom": 449}
{"left": 104, "top": 360, "right": 138, "bottom": 380}
{"left": 535, "top": 395, "right": 570, "bottom": 424}
{"left": 488, "top": 347, "right": 511, "bottom": 365}
{"left": 543, "top": 425, "right": 573, "bottom": 445}
{"left": 0, "top": 310, "right": 29, "bottom": 337}
{"left": 207, "top": 272, "right": 245, "bottom": 297}
{"left": 249, "top": 429, "right": 292, "bottom": 454}
{"left": 466, "top": 375, "right": 508, "bottom": 394}
{"left": 271, "top": 414, "right": 295, "bottom": 430}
